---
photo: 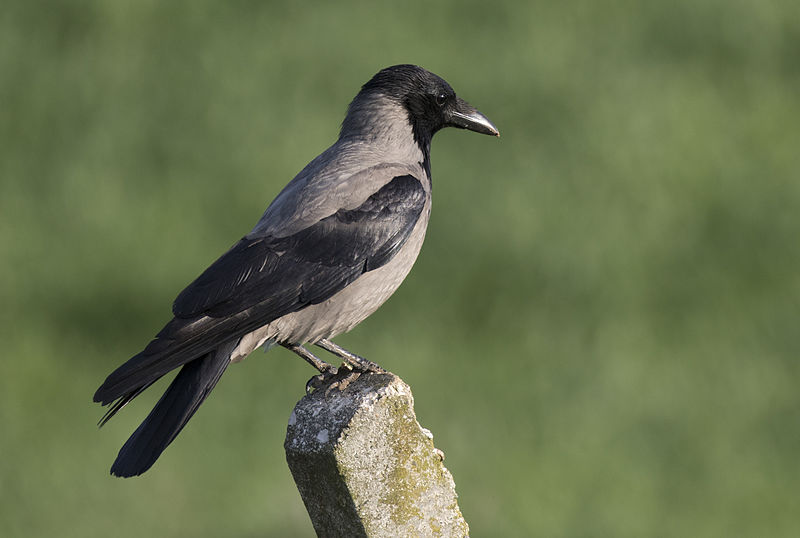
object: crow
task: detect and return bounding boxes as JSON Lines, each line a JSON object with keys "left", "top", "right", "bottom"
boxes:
{"left": 94, "top": 64, "right": 499, "bottom": 477}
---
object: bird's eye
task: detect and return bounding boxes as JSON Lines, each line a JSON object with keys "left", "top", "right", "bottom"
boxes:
{"left": 435, "top": 93, "right": 447, "bottom": 107}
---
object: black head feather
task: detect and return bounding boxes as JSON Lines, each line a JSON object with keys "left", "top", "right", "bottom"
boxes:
{"left": 357, "top": 64, "right": 456, "bottom": 147}
{"left": 341, "top": 65, "right": 498, "bottom": 177}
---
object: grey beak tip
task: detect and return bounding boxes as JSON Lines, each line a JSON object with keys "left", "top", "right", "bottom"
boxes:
{"left": 479, "top": 118, "right": 501, "bottom": 138}
{"left": 449, "top": 108, "right": 500, "bottom": 137}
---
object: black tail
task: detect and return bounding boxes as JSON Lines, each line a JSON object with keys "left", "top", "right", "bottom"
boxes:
{"left": 108, "top": 344, "right": 234, "bottom": 477}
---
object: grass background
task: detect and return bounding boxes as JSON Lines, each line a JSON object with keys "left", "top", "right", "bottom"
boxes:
{"left": 2, "top": 1, "right": 799, "bottom": 536}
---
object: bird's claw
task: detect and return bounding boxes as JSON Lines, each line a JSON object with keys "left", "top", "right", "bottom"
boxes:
{"left": 305, "top": 364, "right": 339, "bottom": 394}
{"left": 325, "top": 370, "right": 361, "bottom": 395}
{"left": 305, "top": 363, "right": 368, "bottom": 395}
{"left": 305, "top": 375, "right": 323, "bottom": 395}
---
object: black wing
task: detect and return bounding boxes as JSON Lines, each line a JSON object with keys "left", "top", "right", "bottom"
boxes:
{"left": 173, "top": 173, "right": 426, "bottom": 317}
{"left": 95, "top": 174, "right": 426, "bottom": 404}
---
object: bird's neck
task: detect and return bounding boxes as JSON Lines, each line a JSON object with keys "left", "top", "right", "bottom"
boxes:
{"left": 340, "top": 96, "right": 431, "bottom": 180}
{"left": 415, "top": 136, "right": 432, "bottom": 180}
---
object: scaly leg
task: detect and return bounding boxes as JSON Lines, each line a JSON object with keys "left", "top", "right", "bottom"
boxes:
{"left": 315, "top": 339, "right": 386, "bottom": 373}
{"left": 282, "top": 343, "right": 339, "bottom": 394}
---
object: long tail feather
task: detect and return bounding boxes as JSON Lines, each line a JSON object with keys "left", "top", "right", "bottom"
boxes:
{"left": 109, "top": 342, "right": 235, "bottom": 477}
{"left": 98, "top": 382, "right": 155, "bottom": 427}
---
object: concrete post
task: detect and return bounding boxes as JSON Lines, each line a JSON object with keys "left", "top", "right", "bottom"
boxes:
{"left": 285, "top": 372, "right": 469, "bottom": 537}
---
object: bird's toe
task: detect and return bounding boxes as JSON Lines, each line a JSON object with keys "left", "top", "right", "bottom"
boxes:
{"left": 305, "top": 364, "right": 341, "bottom": 394}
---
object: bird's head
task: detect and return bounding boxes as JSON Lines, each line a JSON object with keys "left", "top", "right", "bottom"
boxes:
{"left": 340, "top": 65, "right": 499, "bottom": 152}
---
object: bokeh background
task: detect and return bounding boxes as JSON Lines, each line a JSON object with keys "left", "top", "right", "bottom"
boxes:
{"left": 2, "top": 1, "right": 799, "bottom": 536}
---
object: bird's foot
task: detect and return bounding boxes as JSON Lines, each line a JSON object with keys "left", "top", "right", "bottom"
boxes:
{"left": 325, "top": 368, "right": 362, "bottom": 395}
{"left": 286, "top": 340, "right": 385, "bottom": 394}
{"left": 305, "top": 362, "right": 340, "bottom": 394}
{"left": 305, "top": 363, "right": 364, "bottom": 395}
{"left": 315, "top": 339, "right": 387, "bottom": 374}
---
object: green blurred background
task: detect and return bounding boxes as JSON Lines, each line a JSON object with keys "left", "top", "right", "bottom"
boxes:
{"left": 2, "top": 1, "right": 799, "bottom": 536}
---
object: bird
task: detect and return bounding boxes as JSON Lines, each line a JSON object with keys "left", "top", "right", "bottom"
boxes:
{"left": 94, "top": 64, "right": 499, "bottom": 477}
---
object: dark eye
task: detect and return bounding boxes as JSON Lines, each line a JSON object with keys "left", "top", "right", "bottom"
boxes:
{"left": 435, "top": 93, "right": 447, "bottom": 106}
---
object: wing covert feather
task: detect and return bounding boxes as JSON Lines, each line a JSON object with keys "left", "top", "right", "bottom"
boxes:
{"left": 172, "top": 174, "right": 426, "bottom": 320}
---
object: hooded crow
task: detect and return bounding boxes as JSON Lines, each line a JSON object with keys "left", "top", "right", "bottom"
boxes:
{"left": 94, "top": 64, "right": 499, "bottom": 477}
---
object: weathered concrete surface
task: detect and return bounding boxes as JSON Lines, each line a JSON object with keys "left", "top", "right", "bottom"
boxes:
{"left": 285, "top": 372, "right": 469, "bottom": 538}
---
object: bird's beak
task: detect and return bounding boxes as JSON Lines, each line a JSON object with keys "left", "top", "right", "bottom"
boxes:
{"left": 447, "top": 97, "right": 500, "bottom": 137}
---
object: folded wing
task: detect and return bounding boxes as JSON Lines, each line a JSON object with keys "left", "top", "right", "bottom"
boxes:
{"left": 94, "top": 174, "right": 426, "bottom": 405}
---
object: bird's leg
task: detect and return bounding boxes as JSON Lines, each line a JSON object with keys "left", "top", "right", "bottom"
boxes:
{"left": 282, "top": 343, "right": 340, "bottom": 393}
{"left": 315, "top": 339, "right": 386, "bottom": 374}
{"left": 283, "top": 343, "right": 338, "bottom": 374}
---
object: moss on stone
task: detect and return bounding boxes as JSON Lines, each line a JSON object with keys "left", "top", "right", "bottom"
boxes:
{"left": 286, "top": 372, "right": 469, "bottom": 537}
